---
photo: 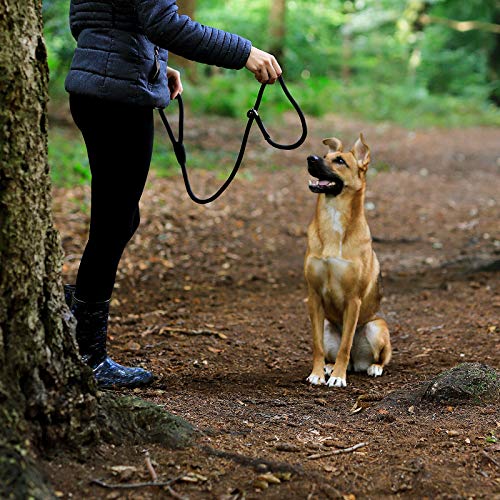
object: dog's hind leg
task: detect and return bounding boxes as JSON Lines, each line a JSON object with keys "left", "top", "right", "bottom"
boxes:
{"left": 306, "top": 289, "right": 326, "bottom": 385}
{"left": 363, "top": 318, "right": 391, "bottom": 377}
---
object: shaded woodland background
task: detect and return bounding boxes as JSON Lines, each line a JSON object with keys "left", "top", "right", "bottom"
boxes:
{"left": 43, "top": 0, "right": 500, "bottom": 186}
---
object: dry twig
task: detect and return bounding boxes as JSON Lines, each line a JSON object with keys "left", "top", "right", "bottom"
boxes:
{"left": 144, "top": 450, "right": 158, "bottom": 482}
{"left": 152, "top": 325, "right": 223, "bottom": 337}
{"left": 91, "top": 474, "right": 184, "bottom": 490}
{"left": 482, "top": 450, "right": 499, "bottom": 468}
{"left": 166, "top": 485, "right": 187, "bottom": 499}
{"left": 306, "top": 483, "right": 316, "bottom": 500}
{"left": 307, "top": 442, "right": 367, "bottom": 460}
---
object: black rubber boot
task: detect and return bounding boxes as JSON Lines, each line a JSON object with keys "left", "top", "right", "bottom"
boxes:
{"left": 70, "top": 295, "right": 153, "bottom": 389}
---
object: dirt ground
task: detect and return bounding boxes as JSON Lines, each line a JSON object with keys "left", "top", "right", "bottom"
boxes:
{"left": 46, "top": 109, "right": 499, "bottom": 499}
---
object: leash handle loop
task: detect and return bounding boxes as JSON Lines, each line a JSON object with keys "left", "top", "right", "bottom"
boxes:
{"left": 252, "top": 76, "right": 308, "bottom": 150}
{"left": 158, "top": 75, "right": 307, "bottom": 205}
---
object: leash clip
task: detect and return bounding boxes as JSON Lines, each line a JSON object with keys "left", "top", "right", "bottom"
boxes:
{"left": 247, "top": 108, "right": 259, "bottom": 119}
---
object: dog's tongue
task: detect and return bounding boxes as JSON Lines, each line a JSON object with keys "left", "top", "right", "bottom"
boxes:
{"left": 318, "top": 180, "right": 330, "bottom": 186}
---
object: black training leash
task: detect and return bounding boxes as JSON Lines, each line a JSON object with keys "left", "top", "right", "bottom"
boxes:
{"left": 158, "top": 76, "right": 307, "bottom": 204}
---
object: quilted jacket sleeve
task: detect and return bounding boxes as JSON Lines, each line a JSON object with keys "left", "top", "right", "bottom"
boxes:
{"left": 135, "top": 0, "right": 251, "bottom": 69}
{"left": 69, "top": 0, "right": 80, "bottom": 40}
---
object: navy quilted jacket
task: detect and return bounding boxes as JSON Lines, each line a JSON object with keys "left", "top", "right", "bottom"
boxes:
{"left": 65, "top": 0, "right": 252, "bottom": 108}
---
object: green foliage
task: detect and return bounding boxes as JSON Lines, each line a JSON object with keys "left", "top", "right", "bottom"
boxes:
{"left": 43, "top": 0, "right": 75, "bottom": 96}
{"left": 48, "top": 127, "right": 90, "bottom": 186}
{"left": 417, "top": 0, "right": 497, "bottom": 99}
{"left": 43, "top": 0, "right": 499, "bottom": 118}
{"left": 44, "top": 0, "right": 499, "bottom": 185}
{"left": 183, "top": 73, "right": 500, "bottom": 128}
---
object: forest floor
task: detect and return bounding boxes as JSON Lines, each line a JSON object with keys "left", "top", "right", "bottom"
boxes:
{"left": 46, "top": 108, "right": 499, "bottom": 499}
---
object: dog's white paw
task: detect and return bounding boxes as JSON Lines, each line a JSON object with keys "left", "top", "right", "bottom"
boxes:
{"left": 367, "top": 364, "right": 383, "bottom": 377}
{"left": 326, "top": 376, "right": 347, "bottom": 388}
{"left": 307, "top": 374, "right": 325, "bottom": 386}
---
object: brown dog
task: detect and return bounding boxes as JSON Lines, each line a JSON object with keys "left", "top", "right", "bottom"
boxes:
{"left": 304, "top": 134, "right": 391, "bottom": 388}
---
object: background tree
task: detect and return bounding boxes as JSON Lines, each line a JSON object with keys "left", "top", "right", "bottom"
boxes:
{"left": 169, "top": 0, "right": 198, "bottom": 82}
{"left": 269, "top": 0, "right": 286, "bottom": 62}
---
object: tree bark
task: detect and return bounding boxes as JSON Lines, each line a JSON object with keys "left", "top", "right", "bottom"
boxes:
{"left": 0, "top": 2, "right": 193, "bottom": 495}
{"left": 269, "top": 0, "right": 286, "bottom": 62}
{"left": 0, "top": 0, "right": 99, "bottom": 495}
{"left": 488, "top": 9, "right": 500, "bottom": 105}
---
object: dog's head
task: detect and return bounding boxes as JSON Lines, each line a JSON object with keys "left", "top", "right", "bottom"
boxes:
{"left": 307, "top": 134, "right": 371, "bottom": 196}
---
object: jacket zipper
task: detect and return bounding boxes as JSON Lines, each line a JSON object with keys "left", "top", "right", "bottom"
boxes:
{"left": 148, "top": 46, "right": 160, "bottom": 84}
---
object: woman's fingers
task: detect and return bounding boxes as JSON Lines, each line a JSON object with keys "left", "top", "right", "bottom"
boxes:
{"left": 245, "top": 46, "right": 282, "bottom": 84}
{"left": 166, "top": 66, "right": 183, "bottom": 99}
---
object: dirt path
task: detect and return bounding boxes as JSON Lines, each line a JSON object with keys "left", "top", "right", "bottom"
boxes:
{"left": 48, "top": 113, "right": 499, "bottom": 498}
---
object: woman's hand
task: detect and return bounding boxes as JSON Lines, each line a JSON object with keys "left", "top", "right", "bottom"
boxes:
{"left": 245, "top": 46, "right": 282, "bottom": 84}
{"left": 167, "top": 66, "right": 183, "bottom": 99}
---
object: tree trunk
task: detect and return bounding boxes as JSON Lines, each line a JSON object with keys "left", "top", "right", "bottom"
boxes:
{"left": 269, "top": 0, "right": 286, "bottom": 62}
{"left": 488, "top": 9, "right": 500, "bottom": 105}
{"left": 169, "top": 0, "right": 198, "bottom": 82}
{"left": 0, "top": 1, "right": 193, "bottom": 495}
{"left": 0, "top": 0, "right": 99, "bottom": 495}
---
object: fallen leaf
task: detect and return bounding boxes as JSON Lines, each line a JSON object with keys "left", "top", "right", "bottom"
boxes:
{"left": 275, "top": 472, "right": 292, "bottom": 481}
{"left": 207, "top": 346, "right": 223, "bottom": 354}
{"left": 275, "top": 443, "right": 301, "bottom": 452}
{"left": 125, "top": 340, "right": 141, "bottom": 351}
{"left": 257, "top": 473, "right": 281, "bottom": 484}
{"left": 253, "top": 479, "right": 269, "bottom": 490}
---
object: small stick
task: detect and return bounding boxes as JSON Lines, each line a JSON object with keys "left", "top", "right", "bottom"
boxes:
{"left": 306, "top": 483, "right": 316, "bottom": 500}
{"left": 144, "top": 450, "right": 158, "bottom": 482}
{"left": 482, "top": 450, "right": 499, "bottom": 468}
{"left": 307, "top": 442, "right": 367, "bottom": 460}
{"left": 91, "top": 475, "right": 183, "bottom": 490}
{"left": 157, "top": 325, "right": 221, "bottom": 337}
{"left": 166, "top": 485, "right": 187, "bottom": 499}
{"left": 397, "top": 466, "right": 421, "bottom": 473}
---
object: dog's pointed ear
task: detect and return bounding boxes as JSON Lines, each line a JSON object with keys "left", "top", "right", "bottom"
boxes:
{"left": 351, "top": 133, "right": 370, "bottom": 171}
{"left": 322, "top": 137, "right": 343, "bottom": 153}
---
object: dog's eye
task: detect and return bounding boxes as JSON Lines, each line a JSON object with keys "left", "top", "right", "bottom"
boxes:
{"left": 334, "top": 157, "right": 347, "bottom": 166}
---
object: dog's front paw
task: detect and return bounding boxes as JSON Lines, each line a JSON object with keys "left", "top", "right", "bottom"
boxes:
{"left": 327, "top": 376, "right": 347, "bottom": 388}
{"left": 307, "top": 373, "right": 326, "bottom": 386}
{"left": 367, "top": 364, "right": 384, "bottom": 377}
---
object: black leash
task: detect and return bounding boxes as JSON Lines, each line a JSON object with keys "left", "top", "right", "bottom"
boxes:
{"left": 158, "top": 76, "right": 307, "bottom": 205}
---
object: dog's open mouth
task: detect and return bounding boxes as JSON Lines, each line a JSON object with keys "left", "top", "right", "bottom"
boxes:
{"left": 307, "top": 155, "right": 345, "bottom": 196}
{"left": 308, "top": 174, "right": 344, "bottom": 196}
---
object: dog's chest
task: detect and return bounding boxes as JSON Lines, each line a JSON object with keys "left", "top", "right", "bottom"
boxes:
{"left": 323, "top": 205, "right": 345, "bottom": 258}
{"left": 306, "top": 255, "right": 352, "bottom": 310}
{"left": 307, "top": 206, "right": 352, "bottom": 297}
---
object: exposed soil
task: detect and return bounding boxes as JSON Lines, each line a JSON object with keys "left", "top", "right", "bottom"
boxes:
{"left": 46, "top": 109, "right": 499, "bottom": 499}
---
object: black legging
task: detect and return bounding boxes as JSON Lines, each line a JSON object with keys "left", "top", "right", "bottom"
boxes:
{"left": 69, "top": 94, "right": 154, "bottom": 302}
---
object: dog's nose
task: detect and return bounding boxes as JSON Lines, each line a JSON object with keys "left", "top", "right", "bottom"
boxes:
{"left": 307, "top": 155, "right": 321, "bottom": 165}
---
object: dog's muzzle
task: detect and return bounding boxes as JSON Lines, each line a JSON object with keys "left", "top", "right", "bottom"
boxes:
{"left": 307, "top": 156, "right": 344, "bottom": 196}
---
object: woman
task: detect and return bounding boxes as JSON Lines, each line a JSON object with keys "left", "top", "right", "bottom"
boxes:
{"left": 64, "top": 0, "right": 281, "bottom": 389}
